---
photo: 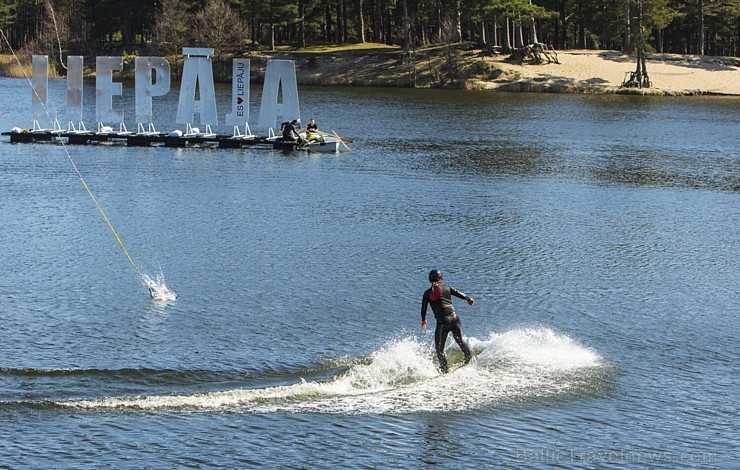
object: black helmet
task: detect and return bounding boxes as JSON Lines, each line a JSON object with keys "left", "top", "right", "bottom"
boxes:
{"left": 428, "top": 269, "right": 443, "bottom": 283}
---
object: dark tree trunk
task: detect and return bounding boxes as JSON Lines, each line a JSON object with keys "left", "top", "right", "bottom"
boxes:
{"left": 355, "top": 0, "right": 365, "bottom": 42}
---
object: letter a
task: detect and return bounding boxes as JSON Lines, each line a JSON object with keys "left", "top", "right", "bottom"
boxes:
{"left": 176, "top": 48, "right": 218, "bottom": 126}
{"left": 257, "top": 60, "right": 300, "bottom": 132}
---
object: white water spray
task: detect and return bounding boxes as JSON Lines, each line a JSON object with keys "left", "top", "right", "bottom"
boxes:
{"left": 141, "top": 269, "right": 177, "bottom": 301}
{"left": 61, "top": 327, "right": 606, "bottom": 414}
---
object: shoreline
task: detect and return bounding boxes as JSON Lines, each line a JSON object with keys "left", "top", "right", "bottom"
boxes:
{"left": 2, "top": 48, "right": 739, "bottom": 97}
{"left": 256, "top": 48, "right": 740, "bottom": 96}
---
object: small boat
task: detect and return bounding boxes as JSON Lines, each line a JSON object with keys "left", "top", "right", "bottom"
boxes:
{"left": 270, "top": 132, "right": 341, "bottom": 153}
{"left": 302, "top": 135, "right": 341, "bottom": 153}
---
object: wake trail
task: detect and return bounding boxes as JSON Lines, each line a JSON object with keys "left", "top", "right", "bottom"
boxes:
{"left": 57, "top": 327, "right": 609, "bottom": 414}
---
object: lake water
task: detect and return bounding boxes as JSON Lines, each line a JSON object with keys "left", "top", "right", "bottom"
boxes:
{"left": 0, "top": 77, "right": 738, "bottom": 468}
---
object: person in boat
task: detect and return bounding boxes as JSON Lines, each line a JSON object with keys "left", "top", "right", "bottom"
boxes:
{"left": 304, "top": 117, "right": 323, "bottom": 142}
{"left": 282, "top": 119, "right": 304, "bottom": 143}
{"left": 421, "top": 269, "right": 474, "bottom": 373}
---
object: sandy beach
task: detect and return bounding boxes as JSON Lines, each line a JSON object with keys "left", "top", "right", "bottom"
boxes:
{"left": 478, "top": 50, "right": 740, "bottom": 96}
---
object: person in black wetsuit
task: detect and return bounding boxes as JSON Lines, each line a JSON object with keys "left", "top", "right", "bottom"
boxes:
{"left": 282, "top": 119, "right": 302, "bottom": 142}
{"left": 421, "top": 269, "right": 474, "bottom": 373}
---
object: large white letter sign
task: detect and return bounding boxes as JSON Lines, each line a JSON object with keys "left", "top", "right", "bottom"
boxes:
{"left": 66, "top": 56, "right": 84, "bottom": 129}
{"left": 176, "top": 47, "right": 218, "bottom": 125}
{"left": 31, "top": 55, "right": 56, "bottom": 128}
{"left": 225, "top": 58, "right": 250, "bottom": 126}
{"left": 257, "top": 60, "right": 300, "bottom": 132}
{"left": 95, "top": 56, "right": 124, "bottom": 125}
{"left": 135, "top": 57, "right": 171, "bottom": 125}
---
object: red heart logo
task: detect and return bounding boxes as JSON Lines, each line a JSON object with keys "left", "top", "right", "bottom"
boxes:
{"left": 237, "top": 97, "right": 244, "bottom": 105}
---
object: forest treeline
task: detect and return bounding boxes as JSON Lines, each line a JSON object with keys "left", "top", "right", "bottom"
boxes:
{"left": 1, "top": 0, "right": 738, "bottom": 59}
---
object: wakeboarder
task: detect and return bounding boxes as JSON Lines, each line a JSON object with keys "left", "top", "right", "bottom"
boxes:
{"left": 421, "top": 269, "right": 474, "bottom": 373}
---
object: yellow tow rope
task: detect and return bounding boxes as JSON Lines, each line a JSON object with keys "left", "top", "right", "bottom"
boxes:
{"left": 1, "top": 28, "right": 142, "bottom": 278}
{"left": 78, "top": 177, "right": 140, "bottom": 272}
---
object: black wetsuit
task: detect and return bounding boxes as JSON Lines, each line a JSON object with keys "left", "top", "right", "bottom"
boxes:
{"left": 421, "top": 284, "right": 473, "bottom": 373}
{"left": 282, "top": 122, "right": 298, "bottom": 141}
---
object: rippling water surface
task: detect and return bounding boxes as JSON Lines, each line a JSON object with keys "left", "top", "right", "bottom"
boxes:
{"left": 0, "top": 77, "right": 737, "bottom": 468}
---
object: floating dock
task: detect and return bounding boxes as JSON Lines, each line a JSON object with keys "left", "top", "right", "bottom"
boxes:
{"left": 1, "top": 128, "right": 340, "bottom": 152}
